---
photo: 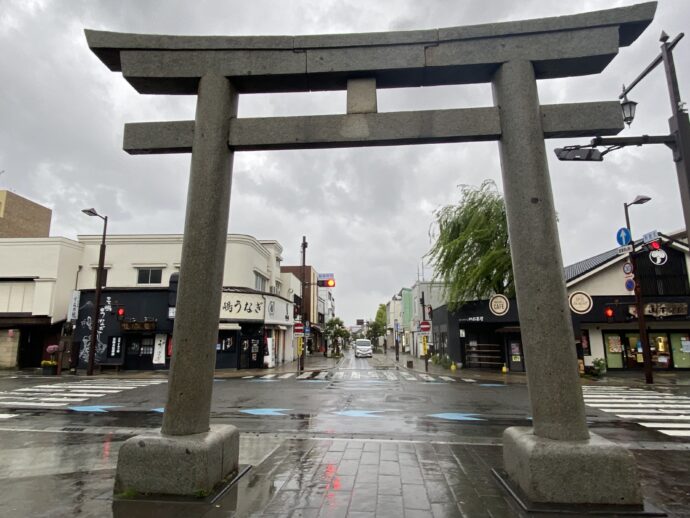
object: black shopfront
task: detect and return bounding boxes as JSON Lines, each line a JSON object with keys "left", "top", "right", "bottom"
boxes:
{"left": 74, "top": 288, "right": 172, "bottom": 371}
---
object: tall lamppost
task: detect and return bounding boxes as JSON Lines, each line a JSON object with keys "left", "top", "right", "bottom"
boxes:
{"left": 82, "top": 208, "right": 108, "bottom": 376}
{"left": 624, "top": 195, "right": 653, "bottom": 384}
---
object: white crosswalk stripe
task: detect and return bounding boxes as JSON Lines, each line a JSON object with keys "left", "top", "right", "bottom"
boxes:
{"left": 0, "top": 378, "right": 166, "bottom": 409}
{"left": 239, "top": 370, "right": 465, "bottom": 383}
{"left": 582, "top": 385, "right": 690, "bottom": 438}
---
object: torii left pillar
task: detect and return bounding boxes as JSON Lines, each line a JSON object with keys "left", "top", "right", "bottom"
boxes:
{"left": 114, "top": 73, "right": 240, "bottom": 496}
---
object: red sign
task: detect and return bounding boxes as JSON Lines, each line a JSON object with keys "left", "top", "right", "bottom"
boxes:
{"left": 294, "top": 322, "right": 304, "bottom": 334}
{"left": 420, "top": 321, "right": 431, "bottom": 332}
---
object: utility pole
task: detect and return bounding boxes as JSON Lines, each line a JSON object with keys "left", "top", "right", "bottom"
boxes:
{"left": 625, "top": 205, "right": 654, "bottom": 384}
{"left": 300, "top": 236, "right": 307, "bottom": 372}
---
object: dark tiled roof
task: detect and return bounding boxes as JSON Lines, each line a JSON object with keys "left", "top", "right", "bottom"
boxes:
{"left": 564, "top": 238, "right": 644, "bottom": 283}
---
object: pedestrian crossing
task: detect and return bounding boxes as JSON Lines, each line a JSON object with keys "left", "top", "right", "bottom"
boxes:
{"left": 582, "top": 385, "right": 690, "bottom": 438}
{"left": 0, "top": 379, "right": 166, "bottom": 409}
{"left": 240, "top": 371, "right": 467, "bottom": 384}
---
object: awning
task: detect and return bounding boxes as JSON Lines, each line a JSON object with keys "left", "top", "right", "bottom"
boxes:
{"left": 219, "top": 322, "right": 241, "bottom": 330}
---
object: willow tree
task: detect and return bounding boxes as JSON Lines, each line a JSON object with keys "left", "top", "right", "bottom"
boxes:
{"left": 427, "top": 180, "right": 514, "bottom": 310}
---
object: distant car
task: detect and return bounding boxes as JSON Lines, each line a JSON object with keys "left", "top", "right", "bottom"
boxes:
{"left": 354, "top": 339, "right": 373, "bottom": 358}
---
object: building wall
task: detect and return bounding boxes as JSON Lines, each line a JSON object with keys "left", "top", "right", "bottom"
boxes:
{"left": 0, "top": 237, "right": 82, "bottom": 320}
{"left": 0, "top": 191, "right": 51, "bottom": 238}
{"left": 0, "top": 329, "right": 19, "bottom": 368}
{"left": 77, "top": 234, "right": 276, "bottom": 291}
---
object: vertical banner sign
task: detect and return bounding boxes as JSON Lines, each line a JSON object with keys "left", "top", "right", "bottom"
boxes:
{"left": 68, "top": 290, "right": 81, "bottom": 322}
{"left": 153, "top": 334, "right": 167, "bottom": 365}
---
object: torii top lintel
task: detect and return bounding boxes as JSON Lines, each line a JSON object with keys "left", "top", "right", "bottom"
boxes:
{"left": 86, "top": 2, "right": 656, "bottom": 95}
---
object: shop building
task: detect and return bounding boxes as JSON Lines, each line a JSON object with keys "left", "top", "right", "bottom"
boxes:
{"left": 429, "top": 232, "right": 690, "bottom": 372}
{"left": 1, "top": 232, "right": 300, "bottom": 371}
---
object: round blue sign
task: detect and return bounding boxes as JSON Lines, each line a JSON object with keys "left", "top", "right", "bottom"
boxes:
{"left": 616, "top": 227, "right": 632, "bottom": 246}
{"left": 625, "top": 278, "right": 635, "bottom": 291}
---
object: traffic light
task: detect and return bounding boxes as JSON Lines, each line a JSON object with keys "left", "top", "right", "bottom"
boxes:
{"left": 116, "top": 307, "right": 126, "bottom": 321}
{"left": 649, "top": 240, "right": 661, "bottom": 250}
{"left": 604, "top": 306, "right": 614, "bottom": 321}
{"left": 317, "top": 278, "right": 336, "bottom": 288}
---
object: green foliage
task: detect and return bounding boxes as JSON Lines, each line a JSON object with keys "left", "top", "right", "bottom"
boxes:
{"left": 41, "top": 360, "right": 57, "bottom": 367}
{"left": 366, "top": 304, "right": 387, "bottom": 342}
{"left": 589, "top": 358, "right": 607, "bottom": 377}
{"left": 324, "top": 317, "right": 349, "bottom": 354}
{"left": 427, "top": 180, "right": 514, "bottom": 310}
{"left": 440, "top": 355, "right": 453, "bottom": 369}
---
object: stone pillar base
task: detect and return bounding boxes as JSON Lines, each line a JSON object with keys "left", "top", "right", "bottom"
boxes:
{"left": 114, "top": 424, "right": 239, "bottom": 497}
{"left": 503, "top": 427, "right": 642, "bottom": 506}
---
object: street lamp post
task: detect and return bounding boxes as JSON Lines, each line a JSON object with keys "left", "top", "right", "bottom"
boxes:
{"left": 82, "top": 208, "right": 108, "bottom": 376}
{"left": 624, "top": 196, "right": 653, "bottom": 384}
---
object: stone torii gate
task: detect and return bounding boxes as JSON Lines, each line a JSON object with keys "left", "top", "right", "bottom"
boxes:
{"left": 87, "top": 2, "right": 656, "bottom": 506}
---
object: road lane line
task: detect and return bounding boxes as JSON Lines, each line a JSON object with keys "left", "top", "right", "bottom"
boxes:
{"left": 278, "top": 373, "right": 295, "bottom": 379}
{"left": 297, "top": 372, "right": 313, "bottom": 379}
{"left": 439, "top": 376, "right": 456, "bottom": 382}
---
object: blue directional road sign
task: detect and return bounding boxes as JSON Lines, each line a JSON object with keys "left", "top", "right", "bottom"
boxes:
{"left": 616, "top": 227, "right": 632, "bottom": 246}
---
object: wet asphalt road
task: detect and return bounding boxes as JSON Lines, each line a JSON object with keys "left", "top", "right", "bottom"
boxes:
{"left": 0, "top": 351, "right": 680, "bottom": 444}
{"left": 2, "top": 351, "right": 690, "bottom": 516}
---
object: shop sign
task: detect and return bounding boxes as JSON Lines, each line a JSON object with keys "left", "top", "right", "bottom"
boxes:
{"left": 220, "top": 292, "right": 264, "bottom": 321}
{"left": 121, "top": 320, "right": 157, "bottom": 332}
{"left": 263, "top": 295, "right": 294, "bottom": 325}
{"left": 628, "top": 302, "right": 688, "bottom": 318}
{"left": 568, "top": 291, "right": 593, "bottom": 315}
{"left": 649, "top": 249, "right": 668, "bottom": 266}
{"left": 489, "top": 294, "right": 510, "bottom": 317}
{"left": 68, "top": 290, "right": 81, "bottom": 322}
{"left": 152, "top": 334, "right": 167, "bottom": 365}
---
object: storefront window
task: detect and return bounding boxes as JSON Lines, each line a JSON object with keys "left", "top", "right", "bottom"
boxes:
{"left": 649, "top": 332, "right": 671, "bottom": 369}
{"left": 670, "top": 333, "right": 690, "bottom": 368}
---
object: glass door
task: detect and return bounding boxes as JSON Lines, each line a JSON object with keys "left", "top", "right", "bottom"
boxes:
{"left": 603, "top": 333, "right": 623, "bottom": 369}
{"left": 624, "top": 333, "right": 641, "bottom": 369}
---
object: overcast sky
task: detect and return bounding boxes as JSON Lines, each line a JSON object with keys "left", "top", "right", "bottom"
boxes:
{"left": 1, "top": 0, "right": 688, "bottom": 325}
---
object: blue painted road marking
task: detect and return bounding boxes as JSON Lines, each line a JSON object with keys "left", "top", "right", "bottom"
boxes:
{"left": 240, "top": 408, "right": 291, "bottom": 416}
{"left": 428, "top": 413, "right": 485, "bottom": 421}
{"left": 333, "top": 410, "right": 384, "bottom": 418}
{"left": 68, "top": 405, "right": 120, "bottom": 413}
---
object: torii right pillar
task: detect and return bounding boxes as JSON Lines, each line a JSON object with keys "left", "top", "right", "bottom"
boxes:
{"left": 493, "top": 59, "right": 642, "bottom": 506}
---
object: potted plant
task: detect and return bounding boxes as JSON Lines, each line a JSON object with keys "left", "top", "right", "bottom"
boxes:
{"left": 41, "top": 359, "right": 58, "bottom": 375}
{"left": 42, "top": 344, "right": 60, "bottom": 375}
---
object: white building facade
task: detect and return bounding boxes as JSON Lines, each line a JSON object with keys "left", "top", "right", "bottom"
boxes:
{"left": 0, "top": 233, "right": 298, "bottom": 370}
